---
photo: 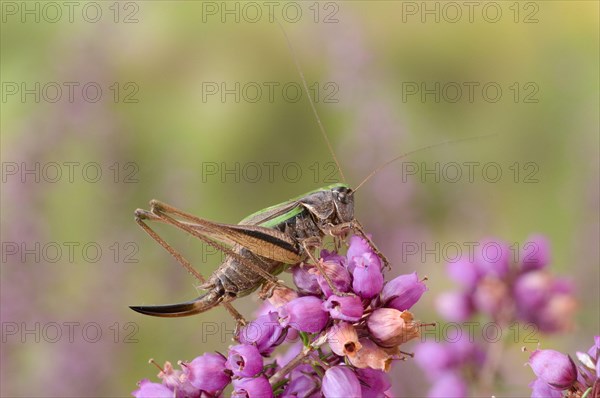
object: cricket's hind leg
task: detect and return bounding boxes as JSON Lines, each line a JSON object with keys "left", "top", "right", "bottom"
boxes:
{"left": 133, "top": 209, "right": 247, "bottom": 326}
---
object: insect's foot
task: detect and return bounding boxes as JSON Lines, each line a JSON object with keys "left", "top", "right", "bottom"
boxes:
{"left": 149, "top": 199, "right": 165, "bottom": 213}
{"left": 134, "top": 208, "right": 152, "bottom": 220}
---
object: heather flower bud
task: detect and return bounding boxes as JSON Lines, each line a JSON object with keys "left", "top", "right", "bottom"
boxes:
{"left": 414, "top": 342, "right": 454, "bottom": 379}
{"left": 427, "top": 373, "right": 467, "bottom": 398}
{"left": 185, "top": 352, "right": 231, "bottom": 393}
{"left": 321, "top": 249, "right": 348, "bottom": 266}
{"left": 536, "top": 292, "right": 577, "bottom": 333}
{"left": 435, "top": 291, "right": 474, "bottom": 322}
{"left": 348, "top": 338, "right": 392, "bottom": 372}
{"left": 472, "top": 276, "right": 509, "bottom": 316}
{"left": 587, "top": 336, "right": 600, "bottom": 360}
{"left": 232, "top": 375, "right": 273, "bottom": 398}
{"left": 327, "top": 322, "right": 362, "bottom": 358}
{"left": 514, "top": 271, "right": 553, "bottom": 312}
{"left": 520, "top": 234, "right": 551, "bottom": 272}
{"left": 381, "top": 272, "right": 427, "bottom": 311}
{"left": 279, "top": 296, "right": 329, "bottom": 333}
{"left": 156, "top": 361, "right": 197, "bottom": 397}
{"left": 351, "top": 252, "right": 384, "bottom": 299}
{"left": 292, "top": 263, "right": 321, "bottom": 295}
{"left": 265, "top": 285, "right": 298, "bottom": 308}
{"left": 447, "top": 257, "right": 481, "bottom": 289}
{"left": 367, "top": 308, "right": 420, "bottom": 347}
{"left": 346, "top": 236, "right": 372, "bottom": 273}
{"left": 321, "top": 366, "right": 361, "bottom": 398}
{"left": 226, "top": 344, "right": 264, "bottom": 378}
{"left": 323, "top": 295, "right": 364, "bottom": 322}
{"left": 528, "top": 349, "right": 577, "bottom": 389}
{"left": 238, "top": 311, "right": 285, "bottom": 355}
{"left": 132, "top": 379, "right": 173, "bottom": 398}
{"left": 310, "top": 259, "right": 352, "bottom": 297}
{"left": 475, "top": 238, "right": 510, "bottom": 277}
{"left": 356, "top": 368, "right": 391, "bottom": 398}
{"left": 529, "top": 378, "right": 562, "bottom": 398}
{"left": 282, "top": 364, "right": 321, "bottom": 398}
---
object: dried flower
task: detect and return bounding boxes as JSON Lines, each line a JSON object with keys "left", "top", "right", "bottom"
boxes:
{"left": 327, "top": 322, "right": 362, "bottom": 358}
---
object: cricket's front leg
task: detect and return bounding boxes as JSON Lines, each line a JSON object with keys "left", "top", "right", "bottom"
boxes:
{"left": 325, "top": 220, "right": 391, "bottom": 270}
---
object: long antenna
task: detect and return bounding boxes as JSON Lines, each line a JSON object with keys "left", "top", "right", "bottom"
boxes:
{"left": 353, "top": 133, "right": 497, "bottom": 193}
{"left": 275, "top": 19, "right": 346, "bottom": 183}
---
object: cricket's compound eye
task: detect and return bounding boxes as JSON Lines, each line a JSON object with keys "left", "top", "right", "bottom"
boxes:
{"left": 336, "top": 187, "right": 352, "bottom": 204}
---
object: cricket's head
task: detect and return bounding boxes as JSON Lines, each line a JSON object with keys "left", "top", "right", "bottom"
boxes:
{"left": 328, "top": 183, "right": 354, "bottom": 223}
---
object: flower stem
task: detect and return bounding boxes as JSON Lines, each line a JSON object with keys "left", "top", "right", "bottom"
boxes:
{"left": 269, "top": 333, "right": 327, "bottom": 386}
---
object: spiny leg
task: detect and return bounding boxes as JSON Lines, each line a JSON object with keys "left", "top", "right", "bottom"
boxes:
{"left": 301, "top": 237, "right": 352, "bottom": 297}
{"left": 134, "top": 210, "right": 246, "bottom": 326}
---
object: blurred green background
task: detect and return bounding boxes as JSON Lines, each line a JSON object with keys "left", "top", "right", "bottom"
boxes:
{"left": 1, "top": 1, "right": 598, "bottom": 396}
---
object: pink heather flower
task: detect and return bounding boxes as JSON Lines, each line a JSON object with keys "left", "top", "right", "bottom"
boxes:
{"left": 132, "top": 379, "right": 173, "bottom": 398}
{"left": 323, "top": 295, "right": 364, "bottom": 322}
{"left": 238, "top": 311, "right": 285, "bottom": 355}
{"left": 226, "top": 344, "right": 263, "bottom": 378}
{"left": 435, "top": 291, "right": 474, "bottom": 322}
{"left": 185, "top": 352, "right": 231, "bottom": 394}
{"left": 279, "top": 296, "right": 329, "bottom": 333}
{"left": 587, "top": 336, "right": 600, "bottom": 360}
{"left": 321, "top": 366, "right": 361, "bottom": 398}
{"left": 327, "top": 322, "right": 362, "bottom": 358}
{"left": 367, "top": 308, "right": 420, "bottom": 348}
{"left": 291, "top": 263, "right": 321, "bottom": 295}
{"left": 346, "top": 236, "right": 372, "bottom": 273}
{"left": 427, "top": 373, "right": 468, "bottom": 398}
{"left": 321, "top": 249, "right": 348, "bottom": 267}
{"left": 446, "top": 257, "right": 481, "bottom": 289}
{"left": 520, "top": 234, "right": 551, "bottom": 272}
{"left": 311, "top": 259, "right": 352, "bottom": 298}
{"left": 156, "top": 361, "right": 197, "bottom": 397}
{"left": 414, "top": 342, "right": 455, "bottom": 379}
{"left": 356, "top": 368, "right": 391, "bottom": 397}
{"left": 514, "top": 271, "right": 553, "bottom": 311}
{"left": 281, "top": 364, "right": 321, "bottom": 398}
{"left": 381, "top": 272, "right": 427, "bottom": 311}
{"left": 475, "top": 238, "right": 510, "bottom": 278}
{"left": 351, "top": 251, "right": 384, "bottom": 299}
{"left": 529, "top": 378, "right": 562, "bottom": 398}
{"left": 528, "top": 349, "right": 577, "bottom": 389}
{"left": 232, "top": 375, "right": 273, "bottom": 398}
{"left": 514, "top": 272, "right": 576, "bottom": 333}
